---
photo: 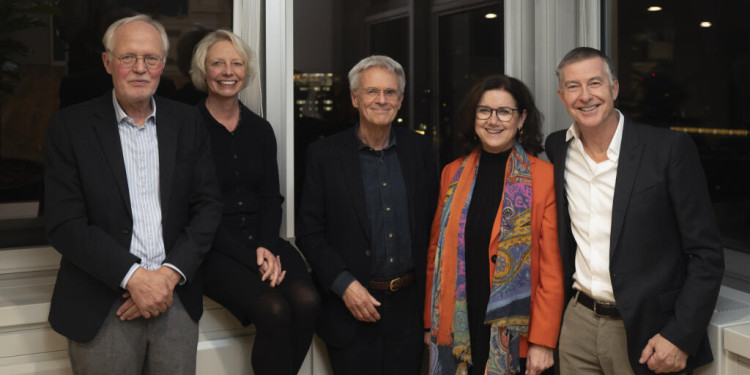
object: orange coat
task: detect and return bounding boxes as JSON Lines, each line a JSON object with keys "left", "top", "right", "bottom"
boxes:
{"left": 424, "top": 152, "right": 564, "bottom": 357}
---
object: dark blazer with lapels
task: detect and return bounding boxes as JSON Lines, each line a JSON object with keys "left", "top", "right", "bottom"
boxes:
{"left": 45, "top": 92, "right": 223, "bottom": 342}
{"left": 296, "top": 125, "right": 438, "bottom": 346}
{"left": 545, "top": 117, "right": 724, "bottom": 374}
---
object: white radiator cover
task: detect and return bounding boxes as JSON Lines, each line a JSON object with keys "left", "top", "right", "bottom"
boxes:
{"left": 695, "top": 286, "right": 750, "bottom": 375}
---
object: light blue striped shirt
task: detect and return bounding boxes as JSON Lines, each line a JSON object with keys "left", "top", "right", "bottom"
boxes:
{"left": 113, "top": 94, "right": 184, "bottom": 288}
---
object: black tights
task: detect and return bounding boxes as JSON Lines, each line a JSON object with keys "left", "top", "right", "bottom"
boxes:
{"left": 248, "top": 277, "right": 320, "bottom": 374}
{"left": 202, "top": 241, "right": 321, "bottom": 375}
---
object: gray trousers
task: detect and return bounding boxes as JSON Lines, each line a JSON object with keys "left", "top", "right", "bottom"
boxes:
{"left": 68, "top": 294, "right": 198, "bottom": 375}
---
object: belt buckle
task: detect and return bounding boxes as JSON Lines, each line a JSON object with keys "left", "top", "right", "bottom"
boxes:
{"left": 389, "top": 277, "right": 401, "bottom": 292}
{"left": 593, "top": 301, "right": 615, "bottom": 317}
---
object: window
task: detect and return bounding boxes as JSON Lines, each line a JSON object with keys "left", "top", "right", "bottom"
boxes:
{"left": 436, "top": 4, "right": 504, "bottom": 165}
{"left": 613, "top": 0, "right": 750, "bottom": 253}
{"left": 292, "top": 0, "right": 505, "bottom": 206}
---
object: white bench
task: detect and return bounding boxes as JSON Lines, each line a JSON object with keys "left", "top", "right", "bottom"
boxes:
{"left": 0, "top": 246, "right": 333, "bottom": 375}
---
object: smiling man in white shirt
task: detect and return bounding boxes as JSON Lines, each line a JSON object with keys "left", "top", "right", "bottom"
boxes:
{"left": 545, "top": 47, "right": 724, "bottom": 375}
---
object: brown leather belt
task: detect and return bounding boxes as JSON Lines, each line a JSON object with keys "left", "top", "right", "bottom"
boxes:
{"left": 576, "top": 291, "right": 621, "bottom": 319}
{"left": 369, "top": 272, "right": 415, "bottom": 292}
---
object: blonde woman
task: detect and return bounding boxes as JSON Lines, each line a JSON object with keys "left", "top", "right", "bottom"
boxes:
{"left": 191, "top": 30, "right": 320, "bottom": 375}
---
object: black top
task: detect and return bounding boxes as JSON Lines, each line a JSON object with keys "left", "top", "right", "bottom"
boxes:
{"left": 201, "top": 99, "right": 284, "bottom": 261}
{"left": 464, "top": 148, "right": 510, "bottom": 374}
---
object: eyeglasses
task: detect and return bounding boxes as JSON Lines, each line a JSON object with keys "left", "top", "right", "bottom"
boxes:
{"left": 108, "top": 51, "right": 165, "bottom": 69}
{"left": 475, "top": 106, "right": 519, "bottom": 122}
{"left": 360, "top": 87, "right": 401, "bottom": 101}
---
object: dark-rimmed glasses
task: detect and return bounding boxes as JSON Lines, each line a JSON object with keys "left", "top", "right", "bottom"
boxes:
{"left": 475, "top": 106, "right": 519, "bottom": 122}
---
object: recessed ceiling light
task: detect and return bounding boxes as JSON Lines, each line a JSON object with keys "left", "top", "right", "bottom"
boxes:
{"left": 485, "top": 13, "right": 498, "bottom": 19}
{"left": 647, "top": 6, "right": 662, "bottom": 12}
{"left": 700, "top": 21, "right": 712, "bottom": 28}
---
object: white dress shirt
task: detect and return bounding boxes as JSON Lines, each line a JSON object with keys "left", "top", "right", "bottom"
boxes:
{"left": 564, "top": 110, "right": 625, "bottom": 303}
{"left": 113, "top": 93, "right": 184, "bottom": 289}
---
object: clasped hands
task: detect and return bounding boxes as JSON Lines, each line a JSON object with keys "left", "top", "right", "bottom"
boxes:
{"left": 117, "top": 247, "right": 285, "bottom": 321}
{"left": 256, "top": 246, "right": 285, "bottom": 287}
{"left": 117, "top": 266, "right": 180, "bottom": 321}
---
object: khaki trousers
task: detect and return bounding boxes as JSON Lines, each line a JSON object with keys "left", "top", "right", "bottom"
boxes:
{"left": 558, "top": 297, "right": 635, "bottom": 375}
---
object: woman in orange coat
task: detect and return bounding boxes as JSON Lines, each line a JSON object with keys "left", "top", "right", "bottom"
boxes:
{"left": 425, "top": 75, "right": 564, "bottom": 375}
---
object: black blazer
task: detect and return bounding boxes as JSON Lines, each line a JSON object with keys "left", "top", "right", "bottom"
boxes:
{"left": 45, "top": 92, "right": 223, "bottom": 342}
{"left": 545, "top": 118, "right": 724, "bottom": 374}
{"left": 296, "top": 125, "right": 438, "bottom": 346}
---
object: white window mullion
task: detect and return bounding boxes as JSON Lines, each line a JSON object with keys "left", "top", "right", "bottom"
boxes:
{"left": 264, "top": 0, "right": 295, "bottom": 239}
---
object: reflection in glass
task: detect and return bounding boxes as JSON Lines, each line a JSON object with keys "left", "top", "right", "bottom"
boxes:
{"left": 437, "top": 4, "right": 504, "bottom": 166}
{"left": 616, "top": 0, "right": 750, "bottom": 252}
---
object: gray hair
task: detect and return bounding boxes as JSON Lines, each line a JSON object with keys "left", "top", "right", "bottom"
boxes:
{"left": 190, "top": 29, "right": 256, "bottom": 93}
{"left": 556, "top": 47, "right": 616, "bottom": 87}
{"left": 348, "top": 55, "right": 406, "bottom": 93}
{"left": 102, "top": 14, "right": 169, "bottom": 57}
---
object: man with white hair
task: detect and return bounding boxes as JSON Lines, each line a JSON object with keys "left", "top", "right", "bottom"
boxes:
{"left": 297, "top": 55, "right": 438, "bottom": 374}
{"left": 45, "top": 14, "right": 222, "bottom": 373}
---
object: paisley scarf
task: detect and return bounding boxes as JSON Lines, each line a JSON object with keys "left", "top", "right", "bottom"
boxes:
{"left": 429, "top": 144, "right": 533, "bottom": 375}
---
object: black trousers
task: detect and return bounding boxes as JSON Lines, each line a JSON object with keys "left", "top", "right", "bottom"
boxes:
{"left": 326, "top": 284, "right": 424, "bottom": 375}
{"left": 202, "top": 239, "right": 320, "bottom": 375}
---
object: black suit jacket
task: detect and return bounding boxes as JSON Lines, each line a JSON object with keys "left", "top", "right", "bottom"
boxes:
{"left": 545, "top": 118, "right": 724, "bottom": 374}
{"left": 296, "top": 125, "right": 438, "bottom": 346}
{"left": 45, "top": 92, "right": 223, "bottom": 342}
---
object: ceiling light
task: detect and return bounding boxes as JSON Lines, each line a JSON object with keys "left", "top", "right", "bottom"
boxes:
{"left": 700, "top": 21, "right": 712, "bottom": 28}
{"left": 485, "top": 13, "right": 498, "bottom": 19}
{"left": 647, "top": 6, "right": 662, "bottom": 12}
